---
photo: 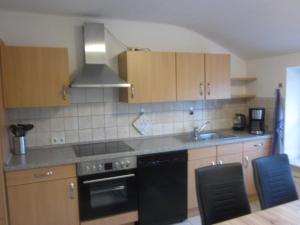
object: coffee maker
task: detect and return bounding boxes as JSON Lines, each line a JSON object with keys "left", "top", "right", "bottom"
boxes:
{"left": 249, "top": 108, "right": 265, "bottom": 135}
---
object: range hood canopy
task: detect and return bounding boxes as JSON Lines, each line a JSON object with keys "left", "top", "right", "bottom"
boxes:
{"left": 71, "top": 23, "right": 130, "bottom": 88}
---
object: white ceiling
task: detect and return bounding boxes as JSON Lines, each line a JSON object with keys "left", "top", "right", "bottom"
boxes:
{"left": 1, "top": 0, "right": 300, "bottom": 59}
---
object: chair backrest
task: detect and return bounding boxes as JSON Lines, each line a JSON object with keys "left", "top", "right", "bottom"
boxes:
{"left": 252, "top": 154, "right": 298, "bottom": 209}
{"left": 195, "top": 163, "right": 251, "bottom": 225}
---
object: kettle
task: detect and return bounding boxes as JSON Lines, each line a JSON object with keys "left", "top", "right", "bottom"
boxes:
{"left": 232, "top": 114, "right": 247, "bottom": 131}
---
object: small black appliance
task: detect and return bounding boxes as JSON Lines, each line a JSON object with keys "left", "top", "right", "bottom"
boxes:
{"left": 232, "top": 114, "right": 247, "bottom": 131}
{"left": 249, "top": 108, "right": 265, "bottom": 135}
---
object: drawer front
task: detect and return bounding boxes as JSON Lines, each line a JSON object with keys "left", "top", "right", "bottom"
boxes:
{"left": 243, "top": 139, "right": 271, "bottom": 153}
{"left": 217, "top": 143, "right": 243, "bottom": 156}
{"left": 188, "top": 147, "right": 217, "bottom": 161}
{"left": 6, "top": 164, "right": 76, "bottom": 186}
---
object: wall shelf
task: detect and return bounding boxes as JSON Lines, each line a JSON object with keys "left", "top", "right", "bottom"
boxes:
{"left": 231, "top": 77, "right": 257, "bottom": 82}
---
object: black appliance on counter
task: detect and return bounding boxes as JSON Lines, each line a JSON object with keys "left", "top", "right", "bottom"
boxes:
{"left": 137, "top": 150, "right": 187, "bottom": 225}
{"left": 232, "top": 113, "right": 247, "bottom": 131}
{"left": 75, "top": 141, "right": 138, "bottom": 222}
{"left": 249, "top": 108, "right": 265, "bottom": 135}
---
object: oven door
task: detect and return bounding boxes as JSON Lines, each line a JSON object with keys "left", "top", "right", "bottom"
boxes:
{"left": 78, "top": 169, "right": 137, "bottom": 221}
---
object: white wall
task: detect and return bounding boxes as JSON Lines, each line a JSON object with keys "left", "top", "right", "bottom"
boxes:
{"left": 0, "top": 10, "right": 246, "bottom": 77}
{"left": 285, "top": 67, "right": 300, "bottom": 159}
{"left": 247, "top": 52, "right": 300, "bottom": 98}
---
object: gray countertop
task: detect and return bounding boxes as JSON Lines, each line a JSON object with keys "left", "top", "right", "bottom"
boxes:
{"left": 4, "top": 130, "right": 272, "bottom": 172}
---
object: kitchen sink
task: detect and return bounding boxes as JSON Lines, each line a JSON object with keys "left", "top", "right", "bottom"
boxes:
{"left": 176, "top": 132, "right": 237, "bottom": 143}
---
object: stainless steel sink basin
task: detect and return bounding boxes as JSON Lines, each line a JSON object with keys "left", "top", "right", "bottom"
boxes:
{"left": 176, "top": 132, "right": 237, "bottom": 143}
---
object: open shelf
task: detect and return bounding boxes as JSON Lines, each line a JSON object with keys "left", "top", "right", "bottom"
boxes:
{"left": 231, "top": 94, "right": 256, "bottom": 99}
{"left": 231, "top": 77, "right": 257, "bottom": 82}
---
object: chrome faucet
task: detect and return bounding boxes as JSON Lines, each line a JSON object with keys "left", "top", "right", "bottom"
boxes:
{"left": 194, "top": 121, "right": 211, "bottom": 140}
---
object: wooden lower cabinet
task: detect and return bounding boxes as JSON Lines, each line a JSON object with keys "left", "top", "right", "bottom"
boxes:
{"left": 187, "top": 140, "right": 271, "bottom": 218}
{"left": 81, "top": 211, "right": 138, "bottom": 225}
{"left": 6, "top": 165, "right": 79, "bottom": 225}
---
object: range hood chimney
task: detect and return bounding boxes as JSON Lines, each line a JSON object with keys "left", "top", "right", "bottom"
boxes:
{"left": 71, "top": 23, "right": 130, "bottom": 88}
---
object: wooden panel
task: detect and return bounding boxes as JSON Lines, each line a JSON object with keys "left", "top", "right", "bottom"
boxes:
{"left": 0, "top": 40, "right": 8, "bottom": 225}
{"left": 81, "top": 211, "right": 138, "bottom": 225}
{"left": 150, "top": 52, "right": 176, "bottom": 102}
{"left": 188, "top": 157, "right": 216, "bottom": 210}
{"left": 188, "top": 147, "right": 217, "bottom": 161}
{"left": 8, "top": 178, "right": 79, "bottom": 225}
{"left": 215, "top": 200, "right": 300, "bottom": 225}
{"left": 176, "top": 53, "right": 205, "bottom": 101}
{"left": 205, "top": 54, "right": 231, "bottom": 100}
{"left": 6, "top": 164, "right": 76, "bottom": 186}
{"left": 118, "top": 52, "right": 129, "bottom": 102}
{"left": 244, "top": 139, "right": 271, "bottom": 152}
{"left": 217, "top": 143, "right": 243, "bottom": 156}
{"left": 243, "top": 142, "right": 271, "bottom": 196}
{"left": 1, "top": 46, "right": 70, "bottom": 108}
{"left": 217, "top": 153, "right": 243, "bottom": 165}
{"left": 123, "top": 51, "right": 152, "bottom": 103}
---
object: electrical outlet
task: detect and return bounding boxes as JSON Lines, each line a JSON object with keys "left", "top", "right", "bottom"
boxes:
{"left": 51, "top": 136, "right": 65, "bottom": 145}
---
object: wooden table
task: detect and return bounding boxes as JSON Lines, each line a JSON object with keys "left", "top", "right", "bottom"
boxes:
{"left": 215, "top": 200, "right": 300, "bottom": 225}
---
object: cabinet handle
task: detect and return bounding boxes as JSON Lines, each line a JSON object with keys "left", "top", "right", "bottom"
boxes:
{"left": 211, "top": 161, "right": 216, "bottom": 166}
{"left": 131, "top": 84, "right": 135, "bottom": 99}
{"left": 62, "top": 85, "right": 68, "bottom": 100}
{"left": 69, "top": 182, "right": 75, "bottom": 200}
{"left": 199, "top": 83, "right": 203, "bottom": 96}
{"left": 207, "top": 83, "right": 211, "bottom": 95}
{"left": 33, "top": 171, "right": 53, "bottom": 178}
{"left": 243, "top": 156, "right": 249, "bottom": 168}
{"left": 218, "top": 160, "right": 223, "bottom": 165}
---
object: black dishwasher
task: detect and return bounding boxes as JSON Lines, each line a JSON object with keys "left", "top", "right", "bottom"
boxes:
{"left": 137, "top": 150, "right": 187, "bottom": 225}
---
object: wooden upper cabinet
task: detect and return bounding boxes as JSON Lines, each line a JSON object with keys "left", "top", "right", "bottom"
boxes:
{"left": 119, "top": 51, "right": 176, "bottom": 103}
{"left": 176, "top": 53, "right": 205, "bottom": 101}
{"left": 205, "top": 54, "right": 231, "bottom": 100}
{"left": 1, "top": 46, "right": 70, "bottom": 108}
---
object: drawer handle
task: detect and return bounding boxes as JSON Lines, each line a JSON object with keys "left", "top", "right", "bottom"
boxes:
{"left": 33, "top": 171, "right": 54, "bottom": 178}
{"left": 69, "top": 182, "right": 75, "bottom": 200}
{"left": 62, "top": 85, "right": 68, "bottom": 100}
{"left": 254, "top": 143, "right": 264, "bottom": 148}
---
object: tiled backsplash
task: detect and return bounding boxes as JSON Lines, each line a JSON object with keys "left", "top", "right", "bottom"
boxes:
{"left": 7, "top": 88, "right": 249, "bottom": 147}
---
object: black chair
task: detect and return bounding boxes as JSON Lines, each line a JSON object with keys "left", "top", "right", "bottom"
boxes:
{"left": 252, "top": 154, "right": 298, "bottom": 209}
{"left": 195, "top": 163, "right": 251, "bottom": 225}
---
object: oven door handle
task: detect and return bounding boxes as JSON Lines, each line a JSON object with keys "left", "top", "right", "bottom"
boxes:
{"left": 82, "top": 174, "right": 135, "bottom": 184}
{"left": 91, "top": 185, "right": 126, "bottom": 195}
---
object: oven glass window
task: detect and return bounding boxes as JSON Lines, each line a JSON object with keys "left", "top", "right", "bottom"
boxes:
{"left": 89, "top": 179, "right": 128, "bottom": 208}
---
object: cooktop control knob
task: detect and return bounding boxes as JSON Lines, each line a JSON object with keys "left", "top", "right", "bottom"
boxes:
{"left": 92, "top": 165, "right": 97, "bottom": 170}
{"left": 85, "top": 165, "right": 90, "bottom": 172}
{"left": 120, "top": 161, "right": 125, "bottom": 168}
{"left": 126, "top": 160, "right": 131, "bottom": 167}
{"left": 98, "top": 164, "right": 103, "bottom": 170}
{"left": 114, "top": 161, "right": 120, "bottom": 169}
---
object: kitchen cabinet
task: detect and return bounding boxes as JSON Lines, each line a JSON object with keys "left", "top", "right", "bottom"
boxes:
{"left": 176, "top": 53, "right": 205, "bottom": 101}
{"left": 243, "top": 140, "right": 271, "bottom": 196}
{"left": 6, "top": 165, "right": 79, "bottom": 225}
{"left": 205, "top": 54, "right": 231, "bottom": 100}
{"left": 119, "top": 51, "right": 176, "bottom": 103}
{"left": 187, "top": 140, "right": 271, "bottom": 217}
{"left": 1, "top": 46, "right": 70, "bottom": 108}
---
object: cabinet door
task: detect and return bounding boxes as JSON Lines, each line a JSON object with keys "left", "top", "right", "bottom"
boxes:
{"left": 119, "top": 51, "right": 176, "bottom": 103}
{"left": 151, "top": 52, "right": 176, "bottom": 102}
{"left": 205, "top": 54, "right": 231, "bottom": 100}
{"left": 8, "top": 178, "right": 79, "bottom": 225}
{"left": 1, "top": 46, "right": 70, "bottom": 108}
{"left": 176, "top": 53, "right": 205, "bottom": 101}
{"left": 188, "top": 157, "right": 216, "bottom": 210}
{"left": 243, "top": 140, "right": 271, "bottom": 196}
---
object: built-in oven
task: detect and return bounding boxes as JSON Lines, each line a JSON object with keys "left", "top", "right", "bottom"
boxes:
{"left": 76, "top": 156, "right": 137, "bottom": 221}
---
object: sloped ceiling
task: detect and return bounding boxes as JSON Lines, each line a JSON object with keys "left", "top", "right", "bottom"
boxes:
{"left": 1, "top": 0, "right": 300, "bottom": 59}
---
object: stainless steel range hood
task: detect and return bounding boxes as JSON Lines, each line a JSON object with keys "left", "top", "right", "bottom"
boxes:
{"left": 71, "top": 23, "right": 130, "bottom": 88}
